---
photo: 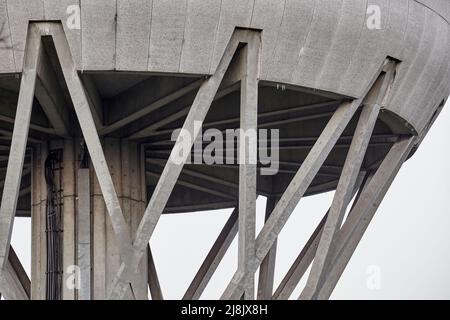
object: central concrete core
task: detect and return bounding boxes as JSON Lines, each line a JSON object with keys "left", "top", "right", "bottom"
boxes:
{"left": 31, "top": 139, "right": 147, "bottom": 300}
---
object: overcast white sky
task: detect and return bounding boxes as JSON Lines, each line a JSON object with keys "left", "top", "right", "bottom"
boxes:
{"left": 10, "top": 100, "right": 450, "bottom": 300}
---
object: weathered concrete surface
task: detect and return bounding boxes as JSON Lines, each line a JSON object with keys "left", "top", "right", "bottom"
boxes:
{"left": 0, "top": 0, "right": 449, "bottom": 133}
{"left": 0, "top": 2, "right": 447, "bottom": 298}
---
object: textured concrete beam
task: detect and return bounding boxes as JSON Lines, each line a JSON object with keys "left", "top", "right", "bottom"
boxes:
{"left": 164, "top": 202, "right": 238, "bottom": 214}
{"left": 273, "top": 173, "right": 366, "bottom": 300}
{"left": 35, "top": 45, "right": 70, "bottom": 136}
{"left": 101, "top": 79, "right": 203, "bottom": 135}
{"left": 183, "top": 209, "right": 238, "bottom": 300}
{"left": 202, "top": 100, "right": 339, "bottom": 130}
{"left": 257, "top": 196, "right": 278, "bottom": 300}
{"left": 146, "top": 101, "right": 338, "bottom": 139}
{"left": 127, "top": 82, "right": 241, "bottom": 140}
{"left": 80, "top": 74, "right": 104, "bottom": 130}
{"left": 0, "top": 258, "right": 29, "bottom": 300}
{"left": 146, "top": 171, "right": 235, "bottom": 200}
{"left": 147, "top": 245, "right": 163, "bottom": 301}
{"left": 316, "top": 137, "right": 415, "bottom": 299}
{"left": 147, "top": 159, "right": 240, "bottom": 193}
{"left": 77, "top": 169, "right": 91, "bottom": 300}
{"left": 144, "top": 155, "right": 340, "bottom": 180}
{"left": 238, "top": 32, "right": 260, "bottom": 300}
{"left": 5, "top": 246, "right": 30, "bottom": 299}
{"left": 301, "top": 70, "right": 393, "bottom": 300}
{"left": 0, "top": 114, "right": 55, "bottom": 135}
{"left": 0, "top": 24, "right": 41, "bottom": 272}
{"left": 273, "top": 212, "right": 327, "bottom": 300}
{"left": 149, "top": 128, "right": 400, "bottom": 148}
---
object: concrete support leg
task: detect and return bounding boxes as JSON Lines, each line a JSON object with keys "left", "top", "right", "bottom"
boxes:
{"left": 94, "top": 139, "right": 147, "bottom": 300}
{"left": 0, "top": 25, "right": 41, "bottom": 274}
{"left": 62, "top": 139, "right": 76, "bottom": 300}
{"left": 257, "top": 197, "right": 278, "bottom": 300}
{"left": 273, "top": 212, "right": 328, "bottom": 300}
{"left": 77, "top": 168, "right": 91, "bottom": 300}
{"left": 272, "top": 175, "right": 365, "bottom": 300}
{"left": 315, "top": 137, "right": 415, "bottom": 299}
{"left": 184, "top": 209, "right": 238, "bottom": 300}
{"left": 91, "top": 164, "right": 107, "bottom": 300}
{"left": 147, "top": 245, "right": 163, "bottom": 300}
{"left": 0, "top": 258, "right": 29, "bottom": 300}
{"left": 238, "top": 32, "right": 260, "bottom": 300}
{"left": 31, "top": 144, "right": 47, "bottom": 300}
{"left": 0, "top": 246, "right": 30, "bottom": 300}
{"left": 301, "top": 97, "right": 382, "bottom": 299}
{"left": 300, "top": 66, "right": 395, "bottom": 300}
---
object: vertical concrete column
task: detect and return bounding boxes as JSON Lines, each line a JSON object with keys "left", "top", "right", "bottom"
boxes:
{"left": 77, "top": 168, "right": 91, "bottom": 300}
{"left": 129, "top": 143, "right": 148, "bottom": 299}
{"left": 104, "top": 138, "right": 122, "bottom": 295}
{"left": 32, "top": 140, "right": 77, "bottom": 300}
{"left": 91, "top": 162, "right": 106, "bottom": 299}
{"left": 92, "top": 138, "right": 147, "bottom": 299}
{"left": 62, "top": 139, "right": 77, "bottom": 300}
{"left": 31, "top": 143, "right": 47, "bottom": 300}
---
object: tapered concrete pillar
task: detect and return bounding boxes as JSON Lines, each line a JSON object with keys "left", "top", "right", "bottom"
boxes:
{"left": 95, "top": 138, "right": 148, "bottom": 300}
{"left": 31, "top": 143, "right": 47, "bottom": 300}
{"left": 31, "top": 138, "right": 148, "bottom": 300}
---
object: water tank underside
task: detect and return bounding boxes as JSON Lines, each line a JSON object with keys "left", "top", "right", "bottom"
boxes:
{"left": 0, "top": 71, "right": 403, "bottom": 215}
{"left": 0, "top": 0, "right": 450, "bottom": 215}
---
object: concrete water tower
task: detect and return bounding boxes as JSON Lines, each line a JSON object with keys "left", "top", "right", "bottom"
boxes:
{"left": 0, "top": 0, "right": 449, "bottom": 300}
